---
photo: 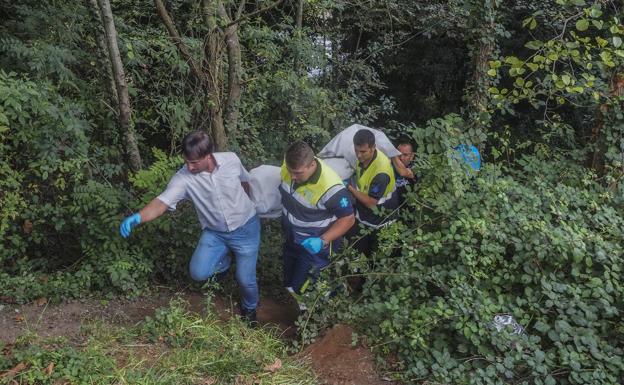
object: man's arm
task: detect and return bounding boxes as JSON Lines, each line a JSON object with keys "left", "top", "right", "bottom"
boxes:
{"left": 392, "top": 156, "right": 414, "bottom": 179}
{"left": 321, "top": 214, "right": 355, "bottom": 245}
{"left": 120, "top": 198, "right": 169, "bottom": 238}
{"left": 348, "top": 185, "right": 378, "bottom": 209}
{"left": 138, "top": 198, "right": 169, "bottom": 223}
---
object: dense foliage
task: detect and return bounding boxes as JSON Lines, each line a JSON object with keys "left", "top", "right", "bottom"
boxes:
{"left": 1, "top": 0, "right": 623, "bottom": 383}
{"left": 323, "top": 126, "right": 624, "bottom": 384}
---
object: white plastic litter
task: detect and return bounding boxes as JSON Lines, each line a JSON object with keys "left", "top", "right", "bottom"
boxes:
{"left": 249, "top": 165, "right": 282, "bottom": 218}
{"left": 491, "top": 314, "right": 525, "bottom": 335}
{"left": 318, "top": 124, "right": 401, "bottom": 168}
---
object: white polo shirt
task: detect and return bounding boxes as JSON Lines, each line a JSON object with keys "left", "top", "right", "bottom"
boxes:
{"left": 157, "top": 152, "right": 256, "bottom": 232}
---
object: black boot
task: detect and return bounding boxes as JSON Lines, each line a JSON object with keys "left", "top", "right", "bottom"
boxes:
{"left": 240, "top": 307, "right": 258, "bottom": 328}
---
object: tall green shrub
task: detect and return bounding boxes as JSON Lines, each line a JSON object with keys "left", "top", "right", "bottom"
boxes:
{"left": 321, "top": 116, "right": 624, "bottom": 384}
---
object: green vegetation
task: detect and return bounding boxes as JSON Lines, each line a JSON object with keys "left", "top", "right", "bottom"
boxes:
{"left": 0, "top": 300, "right": 315, "bottom": 384}
{"left": 1, "top": 0, "right": 623, "bottom": 384}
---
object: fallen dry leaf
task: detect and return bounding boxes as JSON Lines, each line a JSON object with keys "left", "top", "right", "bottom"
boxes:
{"left": 13, "top": 315, "right": 24, "bottom": 323}
{"left": 2, "top": 344, "right": 13, "bottom": 357}
{"left": 43, "top": 362, "right": 54, "bottom": 376}
{"left": 233, "top": 375, "right": 251, "bottom": 385}
{"left": 0, "top": 296, "right": 16, "bottom": 304}
{"left": 264, "top": 357, "right": 282, "bottom": 373}
{"left": 201, "top": 377, "right": 217, "bottom": 385}
{"left": 0, "top": 362, "right": 28, "bottom": 379}
{"left": 35, "top": 297, "right": 48, "bottom": 306}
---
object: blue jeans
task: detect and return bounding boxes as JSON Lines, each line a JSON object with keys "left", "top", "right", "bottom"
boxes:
{"left": 283, "top": 236, "right": 342, "bottom": 295}
{"left": 189, "top": 215, "right": 260, "bottom": 311}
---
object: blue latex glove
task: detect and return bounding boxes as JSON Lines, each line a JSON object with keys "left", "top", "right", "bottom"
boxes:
{"left": 342, "top": 179, "right": 350, "bottom": 187}
{"left": 120, "top": 213, "right": 141, "bottom": 238}
{"left": 301, "top": 237, "right": 324, "bottom": 255}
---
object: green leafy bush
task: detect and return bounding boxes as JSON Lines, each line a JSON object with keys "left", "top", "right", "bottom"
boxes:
{"left": 0, "top": 73, "right": 196, "bottom": 302}
{"left": 319, "top": 115, "right": 624, "bottom": 384}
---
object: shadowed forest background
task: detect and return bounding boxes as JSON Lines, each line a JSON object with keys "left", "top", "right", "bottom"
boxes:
{"left": 1, "top": 0, "right": 623, "bottom": 384}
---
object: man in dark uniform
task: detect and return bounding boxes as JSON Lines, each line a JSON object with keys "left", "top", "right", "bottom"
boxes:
{"left": 393, "top": 140, "right": 417, "bottom": 205}
{"left": 279, "top": 141, "right": 355, "bottom": 309}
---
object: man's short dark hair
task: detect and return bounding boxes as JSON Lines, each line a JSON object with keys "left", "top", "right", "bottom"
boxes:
{"left": 285, "top": 141, "right": 315, "bottom": 169}
{"left": 353, "top": 129, "right": 375, "bottom": 147}
{"left": 182, "top": 131, "right": 214, "bottom": 160}
{"left": 396, "top": 138, "right": 415, "bottom": 150}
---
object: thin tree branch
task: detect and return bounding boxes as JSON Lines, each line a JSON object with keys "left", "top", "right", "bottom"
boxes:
{"left": 213, "top": 0, "right": 285, "bottom": 32}
{"left": 154, "top": 0, "right": 205, "bottom": 85}
{"left": 236, "top": 0, "right": 247, "bottom": 21}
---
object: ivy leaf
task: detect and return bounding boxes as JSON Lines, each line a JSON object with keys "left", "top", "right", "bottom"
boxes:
{"left": 534, "top": 321, "right": 550, "bottom": 333}
{"left": 487, "top": 69, "right": 497, "bottom": 77}
{"left": 525, "top": 41, "right": 542, "bottom": 50}
{"left": 535, "top": 350, "right": 546, "bottom": 363}
{"left": 596, "top": 37, "right": 608, "bottom": 47}
{"left": 600, "top": 51, "right": 615, "bottom": 67}
{"left": 530, "top": 18, "right": 537, "bottom": 30}
{"left": 589, "top": 8, "right": 602, "bottom": 18}
{"left": 613, "top": 36, "right": 623, "bottom": 48}
{"left": 522, "top": 17, "right": 532, "bottom": 28}
{"left": 561, "top": 74, "right": 571, "bottom": 85}
{"left": 575, "top": 19, "right": 589, "bottom": 32}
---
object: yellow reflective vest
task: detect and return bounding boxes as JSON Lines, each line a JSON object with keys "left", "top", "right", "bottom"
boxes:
{"left": 280, "top": 158, "right": 347, "bottom": 237}
{"left": 354, "top": 150, "right": 397, "bottom": 227}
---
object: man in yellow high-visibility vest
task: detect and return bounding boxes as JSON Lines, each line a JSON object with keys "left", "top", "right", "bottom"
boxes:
{"left": 279, "top": 141, "right": 355, "bottom": 309}
{"left": 346, "top": 129, "right": 399, "bottom": 253}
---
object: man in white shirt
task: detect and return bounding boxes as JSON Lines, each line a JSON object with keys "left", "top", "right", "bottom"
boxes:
{"left": 119, "top": 131, "right": 260, "bottom": 326}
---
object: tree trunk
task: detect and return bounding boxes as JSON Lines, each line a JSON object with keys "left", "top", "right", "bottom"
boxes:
{"left": 202, "top": 0, "right": 228, "bottom": 151}
{"left": 85, "top": 0, "right": 118, "bottom": 108}
{"left": 155, "top": 0, "right": 259, "bottom": 152}
{"left": 293, "top": 0, "right": 304, "bottom": 72}
{"left": 467, "top": 0, "right": 498, "bottom": 144}
{"left": 296, "top": 0, "right": 303, "bottom": 30}
{"left": 155, "top": 0, "right": 206, "bottom": 86}
{"left": 98, "top": 0, "right": 142, "bottom": 171}
{"left": 155, "top": 0, "right": 228, "bottom": 151}
{"left": 218, "top": 3, "right": 242, "bottom": 138}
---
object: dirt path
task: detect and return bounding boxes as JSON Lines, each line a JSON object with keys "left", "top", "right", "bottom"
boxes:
{"left": 0, "top": 290, "right": 395, "bottom": 385}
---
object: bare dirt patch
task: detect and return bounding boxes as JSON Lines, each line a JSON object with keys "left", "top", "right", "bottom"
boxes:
{"left": 0, "top": 290, "right": 394, "bottom": 385}
{"left": 303, "top": 324, "right": 396, "bottom": 385}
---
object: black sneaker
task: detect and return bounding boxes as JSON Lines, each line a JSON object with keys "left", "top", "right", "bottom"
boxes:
{"left": 240, "top": 307, "right": 258, "bottom": 328}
